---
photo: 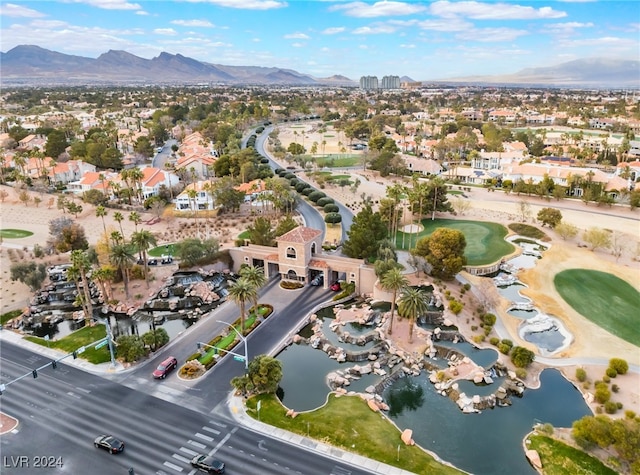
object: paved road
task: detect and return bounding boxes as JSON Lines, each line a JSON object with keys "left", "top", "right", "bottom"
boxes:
{"left": 0, "top": 341, "right": 394, "bottom": 475}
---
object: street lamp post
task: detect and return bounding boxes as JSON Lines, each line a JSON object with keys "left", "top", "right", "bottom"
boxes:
{"left": 93, "top": 316, "right": 116, "bottom": 369}
{"left": 198, "top": 320, "right": 249, "bottom": 371}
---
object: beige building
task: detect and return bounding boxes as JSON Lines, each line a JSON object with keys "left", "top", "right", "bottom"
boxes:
{"left": 229, "top": 226, "right": 377, "bottom": 295}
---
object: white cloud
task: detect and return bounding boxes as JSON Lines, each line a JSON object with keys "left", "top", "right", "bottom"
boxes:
{"left": 0, "top": 3, "right": 46, "bottom": 18}
{"left": 456, "top": 27, "right": 529, "bottom": 42}
{"left": 430, "top": 1, "right": 567, "bottom": 20}
{"left": 171, "top": 19, "right": 214, "bottom": 27}
{"left": 546, "top": 21, "right": 594, "bottom": 35}
{"left": 154, "top": 28, "right": 178, "bottom": 36}
{"left": 400, "top": 44, "right": 416, "bottom": 48}
{"left": 184, "top": 0, "right": 287, "bottom": 10}
{"left": 330, "top": 1, "right": 426, "bottom": 18}
{"left": 30, "top": 20, "right": 71, "bottom": 29}
{"left": 67, "top": 0, "right": 142, "bottom": 11}
{"left": 291, "top": 42, "right": 305, "bottom": 48}
{"left": 284, "top": 32, "right": 310, "bottom": 39}
{"left": 322, "top": 27, "right": 345, "bottom": 35}
{"left": 352, "top": 24, "right": 398, "bottom": 35}
{"left": 412, "top": 18, "right": 472, "bottom": 32}
{"left": 252, "top": 38, "right": 261, "bottom": 42}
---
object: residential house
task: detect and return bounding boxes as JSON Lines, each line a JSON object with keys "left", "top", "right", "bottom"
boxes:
{"left": 402, "top": 155, "right": 442, "bottom": 176}
{"left": 18, "top": 134, "right": 47, "bottom": 151}
{"left": 49, "top": 160, "right": 97, "bottom": 185}
{"left": 174, "top": 180, "right": 215, "bottom": 211}
{"left": 488, "top": 110, "right": 517, "bottom": 123}
{"left": 235, "top": 179, "right": 270, "bottom": 202}
{"left": 174, "top": 132, "right": 216, "bottom": 179}
{"left": 615, "top": 160, "right": 640, "bottom": 182}
{"left": 139, "top": 166, "right": 180, "bottom": 200}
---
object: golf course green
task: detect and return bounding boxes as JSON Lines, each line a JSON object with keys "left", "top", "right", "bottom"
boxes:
{"left": 395, "top": 219, "right": 515, "bottom": 266}
{"left": 0, "top": 228, "right": 34, "bottom": 239}
{"left": 554, "top": 269, "right": 640, "bottom": 347}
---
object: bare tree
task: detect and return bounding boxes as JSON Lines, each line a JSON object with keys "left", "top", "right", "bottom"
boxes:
{"left": 451, "top": 196, "right": 472, "bottom": 216}
{"left": 517, "top": 199, "right": 531, "bottom": 222}
{"left": 582, "top": 227, "right": 611, "bottom": 252}
{"left": 610, "top": 232, "right": 626, "bottom": 262}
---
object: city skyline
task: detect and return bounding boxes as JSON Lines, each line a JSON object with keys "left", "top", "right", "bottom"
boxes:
{"left": 0, "top": 0, "right": 638, "bottom": 81}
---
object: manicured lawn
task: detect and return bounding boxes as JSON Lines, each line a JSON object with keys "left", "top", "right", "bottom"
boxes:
{"left": 395, "top": 219, "right": 515, "bottom": 266}
{"left": 148, "top": 243, "right": 178, "bottom": 257}
{"left": 1, "top": 310, "right": 22, "bottom": 326}
{"left": 527, "top": 434, "right": 618, "bottom": 475}
{"left": 0, "top": 228, "right": 34, "bottom": 239}
{"left": 246, "top": 394, "right": 464, "bottom": 474}
{"left": 315, "top": 155, "right": 360, "bottom": 167}
{"left": 26, "top": 325, "right": 111, "bottom": 364}
{"left": 554, "top": 269, "right": 640, "bottom": 346}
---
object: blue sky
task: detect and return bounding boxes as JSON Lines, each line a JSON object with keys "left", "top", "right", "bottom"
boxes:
{"left": 1, "top": 1, "right": 638, "bottom": 80}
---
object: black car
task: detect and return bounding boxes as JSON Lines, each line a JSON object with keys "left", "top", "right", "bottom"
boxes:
{"left": 94, "top": 435, "right": 124, "bottom": 454}
{"left": 191, "top": 454, "right": 225, "bottom": 473}
{"left": 147, "top": 259, "right": 158, "bottom": 266}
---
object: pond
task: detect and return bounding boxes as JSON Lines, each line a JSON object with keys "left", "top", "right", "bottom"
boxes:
{"left": 383, "top": 369, "right": 590, "bottom": 475}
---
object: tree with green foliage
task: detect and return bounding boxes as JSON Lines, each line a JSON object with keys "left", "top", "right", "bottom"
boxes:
{"left": 239, "top": 265, "right": 267, "bottom": 311}
{"left": 380, "top": 268, "right": 409, "bottom": 335}
{"left": 131, "top": 229, "right": 157, "bottom": 288}
{"left": 247, "top": 216, "right": 275, "bottom": 246}
{"left": 287, "top": 142, "right": 305, "bottom": 155}
{"left": 343, "top": 203, "right": 387, "bottom": 260}
{"left": 555, "top": 222, "right": 579, "bottom": 241}
{"left": 142, "top": 327, "right": 169, "bottom": 352}
{"left": 109, "top": 243, "right": 135, "bottom": 300}
{"left": 227, "top": 277, "right": 258, "bottom": 335}
{"left": 115, "top": 334, "right": 147, "bottom": 362}
{"left": 324, "top": 212, "right": 342, "bottom": 225}
{"left": 231, "top": 354, "right": 283, "bottom": 396}
{"left": 609, "top": 358, "right": 629, "bottom": 375}
{"left": 412, "top": 228, "right": 466, "bottom": 280}
{"left": 537, "top": 207, "right": 563, "bottom": 228}
{"left": 583, "top": 227, "right": 611, "bottom": 251}
{"left": 10, "top": 262, "right": 47, "bottom": 292}
{"left": 274, "top": 215, "right": 297, "bottom": 237}
{"left": 69, "top": 249, "right": 95, "bottom": 325}
{"left": 45, "top": 129, "right": 68, "bottom": 159}
{"left": 397, "top": 286, "right": 430, "bottom": 343}
{"left": 510, "top": 346, "right": 535, "bottom": 368}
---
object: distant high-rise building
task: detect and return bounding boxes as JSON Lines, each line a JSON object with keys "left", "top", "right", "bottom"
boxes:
{"left": 359, "top": 76, "right": 379, "bottom": 90}
{"left": 381, "top": 75, "right": 401, "bottom": 89}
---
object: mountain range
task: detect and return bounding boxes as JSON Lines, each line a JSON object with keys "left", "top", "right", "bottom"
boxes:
{"left": 1, "top": 45, "right": 638, "bottom": 88}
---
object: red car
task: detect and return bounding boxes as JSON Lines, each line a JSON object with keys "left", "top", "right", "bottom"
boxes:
{"left": 330, "top": 281, "right": 341, "bottom": 292}
{"left": 153, "top": 356, "right": 178, "bottom": 379}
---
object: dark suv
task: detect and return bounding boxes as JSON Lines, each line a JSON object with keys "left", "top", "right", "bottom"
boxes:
{"left": 152, "top": 356, "right": 178, "bottom": 379}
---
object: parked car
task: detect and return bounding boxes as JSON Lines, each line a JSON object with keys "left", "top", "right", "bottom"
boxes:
{"left": 94, "top": 435, "right": 124, "bottom": 454}
{"left": 310, "top": 275, "right": 324, "bottom": 286}
{"left": 147, "top": 259, "right": 158, "bottom": 266}
{"left": 152, "top": 356, "right": 178, "bottom": 379}
{"left": 191, "top": 454, "right": 225, "bottom": 473}
{"left": 330, "top": 281, "right": 341, "bottom": 292}
{"left": 160, "top": 255, "right": 173, "bottom": 264}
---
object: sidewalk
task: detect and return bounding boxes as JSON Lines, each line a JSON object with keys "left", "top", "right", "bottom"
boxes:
{"left": 227, "top": 394, "right": 417, "bottom": 475}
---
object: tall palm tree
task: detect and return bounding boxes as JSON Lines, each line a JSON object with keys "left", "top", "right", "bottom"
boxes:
{"left": 113, "top": 211, "right": 125, "bottom": 238}
{"left": 109, "top": 243, "right": 135, "bottom": 301}
{"left": 397, "top": 287, "right": 429, "bottom": 344}
{"left": 239, "top": 265, "right": 267, "bottom": 311}
{"left": 95, "top": 205, "right": 108, "bottom": 246}
{"left": 227, "top": 277, "right": 258, "bottom": 335}
{"left": 131, "top": 229, "right": 157, "bottom": 289}
{"left": 110, "top": 231, "right": 124, "bottom": 246}
{"left": 186, "top": 187, "right": 199, "bottom": 237}
{"left": 129, "top": 211, "right": 142, "bottom": 232}
{"left": 128, "top": 167, "right": 144, "bottom": 204}
{"left": 70, "top": 249, "right": 94, "bottom": 325}
{"left": 380, "top": 267, "right": 409, "bottom": 336}
{"left": 92, "top": 265, "right": 115, "bottom": 303}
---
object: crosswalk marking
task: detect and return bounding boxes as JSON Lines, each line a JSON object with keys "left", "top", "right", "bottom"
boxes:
{"left": 194, "top": 432, "right": 214, "bottom": 442}
{"left": 179, "top": 447, "right": 198, "bottom": 456}
{"left": 171, "top": 453, "right": 190, "bottom": 463}
{"left": 162, "top": 461, "right": 183, "bottom": 472}
{"left": 202, "top": 426, "right": 220, "bottom": 435}
{"left": 187, "top": 440, "right": 206, "bottom": 449}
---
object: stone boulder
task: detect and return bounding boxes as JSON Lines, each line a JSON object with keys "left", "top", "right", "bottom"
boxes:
{"left": 525, "top": 449, "right": 542, "bottom": 469}
{"left": 367, "top": 399, "right": 380, "bottom": 412}
{"left": 401, "top": 429, "right": 415, "bottom": 446}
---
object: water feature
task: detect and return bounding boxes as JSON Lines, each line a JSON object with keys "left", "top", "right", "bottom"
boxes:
{"left": 496, "top": 282, "right": 530, "bottom": 304}
{"left": 428, "top": 338, "right": 499, "bottom": 368}
{"left": 383, "top": 369, "right": 590, "bottom": 475}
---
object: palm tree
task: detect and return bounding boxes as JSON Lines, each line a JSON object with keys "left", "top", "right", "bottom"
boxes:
{"left": 397, "top": 286, "right": 429, "bottom": 344}
{"left": 113, "top": 211, "right": 125, "bottom": 238}
{"left": 109, "top": 243, "right": 135, "bottom": 301}
{"left": 110, "top": 231, "right": 124, "bottom": 245}
{"left": 239, "top": 265, "right": 267, "bottom": 311}
{"left": 128, "top": 167, "right": 144, "bottom": 204}
{"left": 92, "top": 265, "right": 115, "bottom": 303}
{"left": 186, "top": 187, "right": 199, "bottom": 237}
{"left": 380, "top": 267, "right": 409, "bottom": 335}
{"left": 129, "top": 211, "right": 142, "bottom": 232}
{"left": 95, "top": 205, "right": 108, "bottom": 246}
{"left": 131, "top": 229, "right": 157, "bottom": 289}
{"left": 227, "top": 277, "right": 257, "bottom": 335}
{"left": 70, "top": 250, "right": 94, "bottom": 325}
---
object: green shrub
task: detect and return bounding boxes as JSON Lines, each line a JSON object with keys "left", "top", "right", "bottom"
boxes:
{"left": 472, "top": 335, "right": 485, "bottom": 343}
{"left": 605, "top": 367, "right": 617, "bottom": 378}
{"left": 594, "top": 384, "right": 611, "bottom": 404}
{"left": 576, "top": 367, "right": 587, "bottom": 382}
{"left": 308, "top": 191, "right": 326, "bottom": 203}
{"left": 612, "top": 384, "right": 619, "bottom": 393}
{"left": 463, "top": 283, "right": 471, "bottom": 291}
{"left": 515, "top": 368, "right": 527, "bottom": 379}
{"left": 602, "top": 375, "right": 610, "bottom": 383}
{"left": 323, "top": 203, "right": 339, "bottom": 213}
{"left": 498, "top": 343, "right": 511, "bottom": 355}
{"left": 510, "top": 346, "right": 535, "bottom": 368}
{"left": 482, "top": 313, "right": 497, "bottom": 326}
{"left": 448, "top": 300, "right": 464, "bottom": 315}
{"left": 489, "top": 337, "right": 500, "bottom": 346}
{"left": 604, "top": 401, "right": 618, "bottom": 414}
{"left": 609, "top": 358, "right": 628, "bottom": 375}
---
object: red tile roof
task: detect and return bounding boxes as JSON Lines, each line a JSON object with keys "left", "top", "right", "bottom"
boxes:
{"left": 277, "top": 226, "right": 322, "bottom": 243}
